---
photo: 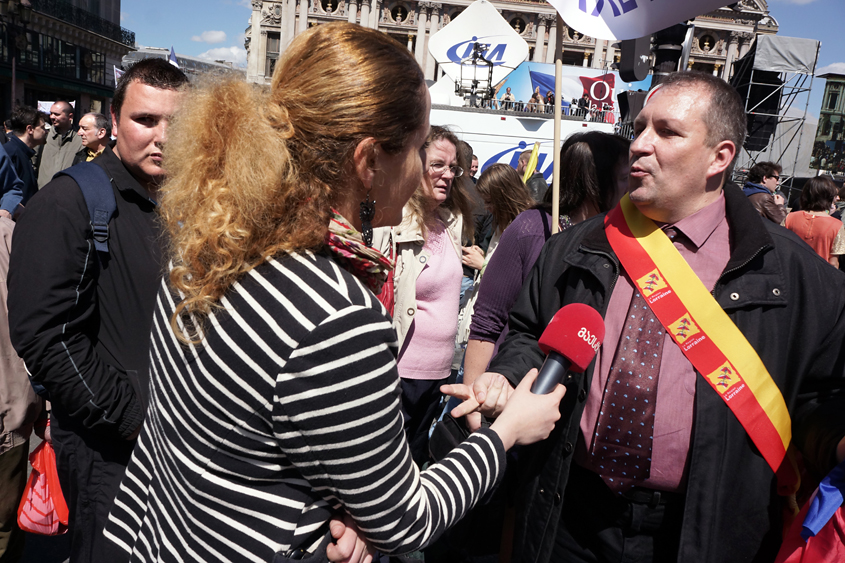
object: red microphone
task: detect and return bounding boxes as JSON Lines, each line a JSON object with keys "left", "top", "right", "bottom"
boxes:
{"left": 531, "top": 303, "right": 605, "bottom": 394}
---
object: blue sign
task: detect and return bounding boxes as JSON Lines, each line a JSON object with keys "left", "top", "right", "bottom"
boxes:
{"left": 482, "top": 141, "right": 554, "bottom": 181}
{"left": 579, "top": 0, "right": 642, "bottom": 18}
{"left": 446, "top": 36, "right": 510, "bottom": 66}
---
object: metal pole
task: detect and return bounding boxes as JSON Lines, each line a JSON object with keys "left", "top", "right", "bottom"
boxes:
{"left": 10, "top": 39, "right": 15, "bottom": 109}
{"left": 552, "top": 14, "right": 563, "bottom": 235}
{"left": 787, "top": 41, "right": 820, "bottom": 205}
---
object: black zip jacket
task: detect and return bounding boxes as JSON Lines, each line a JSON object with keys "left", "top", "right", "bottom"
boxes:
{"left": 7, "top": 146, "right": 163, "bottom": 440}
{"left": 489, "top": 185, "right": 845, "bottom": 563}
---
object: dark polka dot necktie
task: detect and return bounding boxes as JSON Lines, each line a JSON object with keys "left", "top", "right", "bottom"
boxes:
{"left": 591, "top": 288, "right": 663, "bottom": 491}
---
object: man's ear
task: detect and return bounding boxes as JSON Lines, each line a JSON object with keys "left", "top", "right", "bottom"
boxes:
{"left": 352, "top": 137, "right": 377, "bottom": 191}
{"left": 97, "top": 128, "right": 107, "bottom": 141}
{"left": 110, "top": 108, "right": 119, "bottom": 139}
{"left": 708, "top": 140, "right": 736, "bottom": 179}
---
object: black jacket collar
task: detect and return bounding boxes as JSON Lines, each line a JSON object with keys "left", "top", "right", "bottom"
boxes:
{"left": 8, "top": 135, "right": 35, "bottom": 158}
{"left": 578, "top": 183, "right": 774, "bottom": 272}
{"left": 94, "top": 145, "right": 155, "bottom": 205}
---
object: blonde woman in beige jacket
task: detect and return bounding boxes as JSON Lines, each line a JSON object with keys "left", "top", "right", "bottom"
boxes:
{"left": 373, "top": 125, "right": 474, "bottom": 466}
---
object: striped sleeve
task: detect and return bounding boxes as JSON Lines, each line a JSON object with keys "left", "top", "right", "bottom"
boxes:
{"left": 274, "top": 303, "right": 506, "bottom": 554}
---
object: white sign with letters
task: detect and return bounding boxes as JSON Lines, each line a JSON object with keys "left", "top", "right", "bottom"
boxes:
{"left": 547, "top": 0, "right": 731, "bottom": 41}
{"left": 428, "top": 0, "right": 529, "bottom": 85}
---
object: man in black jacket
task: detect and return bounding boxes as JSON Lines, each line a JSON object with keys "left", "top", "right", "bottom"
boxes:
{"left": 7, "top": 59, "right": 188, "bottom": 562}
{"left": 446, "top": 71, "right": 845, "bottom": 563}
{"left": 0, "top": 106, "right": 48, "bottom": 219}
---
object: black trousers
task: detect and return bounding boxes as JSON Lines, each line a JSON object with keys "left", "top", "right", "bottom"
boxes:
{"left": 51, "top": 415, "right": 134, "bottom": 563}
{"left": 399, "top": 377, "right": 448, "bottom": 467}
{"left": 552, "top": 464, "right": 684, "bottom": 563}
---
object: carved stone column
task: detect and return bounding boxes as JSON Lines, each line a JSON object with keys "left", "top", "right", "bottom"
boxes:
{"left": 370, "top": 0, "right": 381, "bottom": 27}
{"left": 414, "top": 2, "right": 431, "bottom": 66}
{"left": 247, "top": 0, "right": 263, "bottom": 83}
{"left": 407, "top": 33, "right": 414, "bottom": 52}
{"left": 605, "top": 41, "right": 616, "bottom": 71}
{"left": 284, "top": 0, "right": 297, "bottom": 48}
{"left": 425, "top": 3, "right": 441, "bottom": 80}
{"left": 582, "top": 51, "right": 590, "bottom": 67}
{"left": 722, "top": 31, "right": 740, "bottom": 80}
{"left": 298, "top": 0, "right": 309, "bottom": 32}
{"left": 738, "top": 32, "right": 754, "bottom": 59}
{"left": 545, "top": 20, "right": 557, "bottom": 64}
{"left": 359, "top": 0, "right": 370, "bottom": 28}
{"left": 592, "top": 38, "right": 605, "bottom": 69}
{"left": 347, "top": 0, "right": 358, "bottom": 23}
{"left": 258, "top": 29, "right": 269, "bottom": 80}
{"left": 532, "top": 14, "right": 549, "bottom": 62}
{"left": 714, "top": 63, "right": 721, "bottom": 77}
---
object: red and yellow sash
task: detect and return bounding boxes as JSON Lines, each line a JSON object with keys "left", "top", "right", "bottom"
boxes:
{"left": 604, "top": 195, "right": 799, "bottom": 496}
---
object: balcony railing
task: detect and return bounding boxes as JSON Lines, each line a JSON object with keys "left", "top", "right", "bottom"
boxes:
{"left": 29, "top": 0, "right": 135, "bottom": 47}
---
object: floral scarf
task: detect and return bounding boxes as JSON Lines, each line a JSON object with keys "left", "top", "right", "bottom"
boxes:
{"left": 324, "top": 209, "right": 394, "bottom": 294}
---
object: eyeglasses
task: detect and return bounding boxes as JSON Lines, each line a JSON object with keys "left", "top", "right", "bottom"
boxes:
{"left": 429, "top": 161, "right": 463, "bottom": 177}
{"left": 770, "top": 175, "right": 780, "bottom": 181}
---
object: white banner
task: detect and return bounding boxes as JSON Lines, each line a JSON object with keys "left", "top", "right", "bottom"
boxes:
{"left": 428, "top": 0, "right": 529, "bottom": 85}
{"left": 547, "top": 0, "right": 731, "bottom": 41}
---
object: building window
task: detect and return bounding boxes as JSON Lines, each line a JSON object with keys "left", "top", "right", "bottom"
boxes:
{"left": 698, "top": 34, "right": 715, "bottom": 52}
{"left": 510, "top": 17, "right": 525, "bottom": 34}
{"left": 17, "top": 30, "right": 39, "bottom": 70}
{"left": 42, "top": 36, "right": 77, "bottom": 79}
{"left": 321, "top": 0, "right": 338, "bottom": 12}
{"left": 828, "top": 92, "right": 839, "bottom": 111}
{"left": 82, "top": 49, "right": 105, "bottom": 85}
{"left": 265, "top": 32, "right": 280, "bottom": 78}
{"left": 391, "top": 5, "right": 408, "bottom": 23}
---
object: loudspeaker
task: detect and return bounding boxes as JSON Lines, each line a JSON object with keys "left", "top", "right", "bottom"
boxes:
{"left": 617, "top": 90, "right": 648, "bottom": 123}
{"left": 619, "top": 37, "right": 651, "bottom": 83}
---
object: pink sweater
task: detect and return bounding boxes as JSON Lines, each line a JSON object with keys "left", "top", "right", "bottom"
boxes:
{"left": 397, "top": 220, "right": 462, "bottom": 380}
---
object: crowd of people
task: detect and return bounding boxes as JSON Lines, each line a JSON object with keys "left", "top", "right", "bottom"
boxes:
{"left": 0, "top": 20, "right": 843, "bottom": 563}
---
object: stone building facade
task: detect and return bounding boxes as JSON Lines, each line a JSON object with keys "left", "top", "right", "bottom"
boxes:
{"left": 244, "top": 0, "right": 778, "bottom": 85}
{"left": 0, "top": 0, "right": 134, "bottom": 117}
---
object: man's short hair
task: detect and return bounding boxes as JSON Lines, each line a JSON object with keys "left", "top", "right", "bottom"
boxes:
{"left": 660, "top": 71, "right": 747, "bottom": 153}
{"left": 472, "top": 154, "right": 478, "bottom": 161}
{"left": 10, "top": 106, "right": 48, "bottom": 136}
{"left": 52, "top": 100, "right": 73, "bottom": 117}
{"left": 84, "top": 112, "right": 111, "bottom": 138}
{"left": 519, "top": 149, "right": 532, "bottom": 164}
{"left": 746, "top": 161, "right": 782, "bottom": 184}
{"left": 112, "top": 58, "right": 188, "bottom": 123}
{"left": 457, "top": 140, "right": 474, "bottom": 170}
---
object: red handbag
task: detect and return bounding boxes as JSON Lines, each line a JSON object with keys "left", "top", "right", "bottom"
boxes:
{"left": 17, "top": 440, "right": 69, "bottom": 535}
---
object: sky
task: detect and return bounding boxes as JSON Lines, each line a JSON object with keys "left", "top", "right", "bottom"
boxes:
{"left": 121, "top": 0, "right": 844, "bottom": 115}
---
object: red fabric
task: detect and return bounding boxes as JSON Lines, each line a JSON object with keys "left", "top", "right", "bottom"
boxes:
{"left": 776, "top": 495, "right": 845, "bottom": 563}
{"left": 17, "top": 441, "right": 69, "bottom": 535}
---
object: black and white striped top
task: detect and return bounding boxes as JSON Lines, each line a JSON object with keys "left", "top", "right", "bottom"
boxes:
{"left": 104, "top": 250, "right": 505, "bottom": 561}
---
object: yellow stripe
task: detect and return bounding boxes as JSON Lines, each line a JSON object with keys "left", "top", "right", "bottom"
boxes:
{"left": 620, "top": 196, "right": 792, "bottom": 451}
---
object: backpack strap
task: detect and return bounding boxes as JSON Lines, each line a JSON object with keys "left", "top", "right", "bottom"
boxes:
{"left": 54, "top": 162, "right": 116, "bottom": 254}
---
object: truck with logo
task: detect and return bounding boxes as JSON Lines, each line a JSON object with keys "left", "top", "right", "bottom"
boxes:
{"left": 426, "top": 0, "right": 648, "bottom": 181}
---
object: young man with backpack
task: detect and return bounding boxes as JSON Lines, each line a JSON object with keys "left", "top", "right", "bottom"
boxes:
{"left": 6, "top": 58, "right": 188, "bottom": 562}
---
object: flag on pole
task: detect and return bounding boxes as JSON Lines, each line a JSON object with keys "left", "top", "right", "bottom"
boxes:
{"left": 522, "top": 142, "right": 541, "bottom": 183}
{"left": 169, "top": 46, "right": 179, "bottom": 69}
{"left": 545, "top": 0, "right": 732, "bottom": 41}
{"left": 114, "top": 66, "right": 125, "bottom": 86}
{"left": 775, "top": 458, "right": 845, "bottom": 563}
